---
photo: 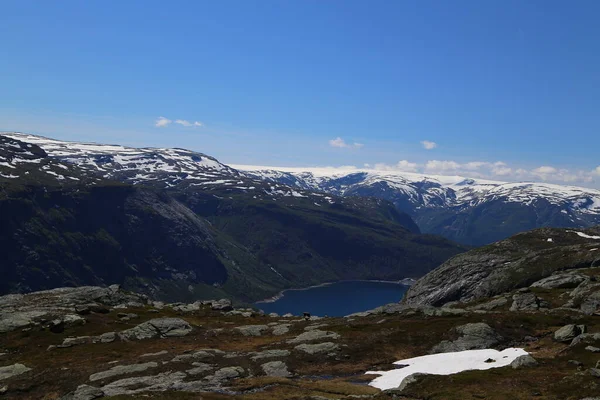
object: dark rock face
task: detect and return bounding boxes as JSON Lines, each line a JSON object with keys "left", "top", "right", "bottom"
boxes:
{"left": 404, "top": 227, "right": 600, "bottom": 306}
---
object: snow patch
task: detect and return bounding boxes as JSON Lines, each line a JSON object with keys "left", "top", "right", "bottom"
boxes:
{"left": 366, "top": 348, "right": 528, "bottom": 390}
{"left": 567, "top": 230, "right": 600, "bottom": 240}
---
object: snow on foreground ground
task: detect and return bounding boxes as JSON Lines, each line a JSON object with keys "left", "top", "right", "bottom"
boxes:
{"left": 366, "top": 348, "right": 529, "bottom": 390}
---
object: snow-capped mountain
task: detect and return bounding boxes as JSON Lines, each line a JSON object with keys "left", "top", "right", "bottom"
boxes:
{"left": 2, "top": 131, "right": 599, "bottom": 245}
{"left": 0, "top": 132, "right": 389, "bottom": 210}
{"left": 234, "top": 165, "right": 600, "bottom": 245}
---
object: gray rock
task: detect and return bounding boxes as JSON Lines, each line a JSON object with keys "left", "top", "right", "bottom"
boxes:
{"left": 0, "top": 363, "right": 31, "bottom": 381}
{"left": 0, "top": 386, "right": 6, "bottom": 395}
{"left": 235, "top": 325, "right": 269, "bottom": 337}
{"left": 570, "top": 332, "right": 600, "bottom": 346}
{"left": 554, "top": 324, "right": 585, "bottom": 343}
{"left": 71, "top": 384, "right": 104, "bottom": 400}
{"left": 397, "top": 372, "right": 427, "bottom": 392}
{"left": 468, "top": 297, "right": 508, "bottom": 311}
{"left": 287, "top": 330, "right": 340, "bottom": 344}
{"left": 209, "top": 366, "right": 244, "bottom": 383}
{"left": 211, "top": 299, "right": 233, "bottom": 311}
{"left": 295, "top": 342, "right": 339, "bottom": 354}
{"left": 268, "top": 313, "right": 279, "bottom": 318}
{"left": 117, "top": 313, "right": 138, "bottom": 321}
{"left": 186, "top": 363, "right": 213, "bottom": 376}
{"left": 100, "top": 371, "right": 187, "bottom": 396}
{"left": 172, "top": 302, "right": 201, "bottom": 313}
{"left": 510, "top": 292, "right": 542, "bottom": 311}
{"left": 119, "top": 318, "right": 192, "bottom": 340}
{"left": 140, "top": 350, "right": 168, "bottom": 358}
{"left": 250, "top": 349, "right": 291, "bottom": 361}
{"left": 589, "top": 368, "right": 600, "bottom": 378}
{"left": 585, "top": 346, "right": 600, "bottom": 353}
{"left": 97, "top": 332, "right": 116, "bottom": 343}
{"left": 510, "top": 354, "right": 538, "bottom": 369}
{"left": 0, "top": 311, "right": 47, "bottom": 333}
{"left": 304, "top": 324, "right": 329, "bottom": 331}
{"left": 431, "top": 323, "right": 501, "bottom": 354}
{"left": 261, "top": 361, "right": 291, "bottom": 377}
{"left": 531, "top": 273, "right": 587, "bottom": 289}
{"left": 171, "top": 349, "right": 217, "bottom": 362}
{"left": 282, "top": 313, "right": 294, "bottom": 318}
{"left": 60, "top": 336, "right": 92, "bottom": 348}
{"left": 272, "top": 324, "right": 291, "bottom": 336}
{"left": 89, "top": 362, "right": 158, "bottom": 382}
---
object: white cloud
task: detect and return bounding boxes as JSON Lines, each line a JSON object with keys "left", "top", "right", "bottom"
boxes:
{"left": 157, "top": 117, "right": 203, "bottom": 128}
{"left": 421, "top": 140, "right": 437, "bottom": 150}
{"left": 155, "top": 116, "right": 172, "bottom": 127}
{"left": 175, "top": 119, "right": 192, "bottom": 127}
{"left": 425, "top": 160, "right": 461, "bottom": 172}
{"left": 373, "top": 160, "right": 418, "bottom": 172}
{"left": 532, "top": 166, "right": 557, "bottom": 175}
{"left": 329, "top": 137, "right": 363, "bottom": 149}
{"left": 592, "top": 166, "right": 600, "bottom": 176}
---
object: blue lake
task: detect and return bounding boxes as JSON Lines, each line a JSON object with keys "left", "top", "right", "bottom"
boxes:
{"left": 255, "top": 280, "right": 409, "bottom": 317}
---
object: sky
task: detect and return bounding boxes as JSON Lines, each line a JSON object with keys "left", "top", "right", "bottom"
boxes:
{"left": 1, "top": 0, "right": 600, "bottom": 187}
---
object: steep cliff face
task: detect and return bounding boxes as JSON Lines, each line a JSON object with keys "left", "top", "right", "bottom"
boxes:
{"left": 403, "top": 227, "right": 600, "bottom": 306}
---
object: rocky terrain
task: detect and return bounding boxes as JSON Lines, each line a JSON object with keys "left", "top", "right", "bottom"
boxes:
{"left": 404, "top": 226, "right": 600, "bottom": 308}
{"left": 0, "top": 133, "right": 465, "bottom": 302}
{"left": 1, "top": 257, "right": 600, "bottom": 400}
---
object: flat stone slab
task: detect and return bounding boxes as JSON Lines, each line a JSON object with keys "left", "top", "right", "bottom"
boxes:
{"left": 89, "top": 362, "right": 158, "bottom": 382}
{"left": 235, "top": 325, "right": 270, "bottom": 337}
{"left": 250, "top": 349, "right": 291, "bottom": 361}
{"left": 287, "top": 330, "right": 340, "bottom": 344}
{"left": 0, "top": 364, "right": 31, "bottom": 381}
{"left": 294, "top": 342, "right": 339, "bottom": 354}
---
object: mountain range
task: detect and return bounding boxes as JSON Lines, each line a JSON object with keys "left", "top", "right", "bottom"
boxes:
{"left": 237, "top": 165, "right": 600, "bottom": 245}
{"left": 0, "top": 132, "right": 463, "bottom": 302}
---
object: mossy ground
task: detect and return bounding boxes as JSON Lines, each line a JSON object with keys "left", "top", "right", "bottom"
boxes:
{"left": 1, "top": 291, "right": 599, "bottom": 400}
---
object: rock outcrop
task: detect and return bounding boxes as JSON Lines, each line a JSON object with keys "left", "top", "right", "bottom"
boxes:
{"left": 404, "top": 228, "right": 600, "bottom": 306}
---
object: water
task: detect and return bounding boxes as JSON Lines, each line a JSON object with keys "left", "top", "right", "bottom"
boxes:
{"left": 255, "top": 280, "right": 409, "bottom": 317}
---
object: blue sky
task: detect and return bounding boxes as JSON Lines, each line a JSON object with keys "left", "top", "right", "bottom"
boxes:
{"left": 1, "top": 0, "right": 599, "bottom": 187}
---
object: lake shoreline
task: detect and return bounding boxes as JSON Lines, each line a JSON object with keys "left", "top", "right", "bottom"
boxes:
{"left": 255, "top": 278, "right": 414, "bottom": 304}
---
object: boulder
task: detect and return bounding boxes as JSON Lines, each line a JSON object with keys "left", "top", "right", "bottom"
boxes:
{"left": 211, "top": 299, "right": 233, "bottom": 312}
{"left": 0, "top": 363, "right": 31, "bottom": 381}
{"left": 510, "top": 354, "right": 538, "bottom": 369}
{"left": 294, "top": 342, "right": 339, "bottom": 355}
{"left": 272, "top": 324, "right": 291, "bottom": 336}
{"left": 89, "top": 362, "right": 158, "bottom": 382}
{"left": 510, "top": 292, "right": 544, "bottom": 312}
{"left": 261, "top": 361, "right": 291, "bottom": 377}
{"left": 71, "top": 384, "right": 104, "bottom": 400}
{"left": 554, "top": 324, "right": 585, "bottom": 343}
{"left": 585, "top": 346, "right": 600, "bottom": 353}
{"left": 430, "top": 323, "right": 501, "bottom": 354}
{"left": 531, "top": 273, "right": 587, "bottom": 289}
{"left": 208, "top": 366, "right": 244, "bottom": 383}
{"left": 119, "top": 318, "right": 192, "bottom": 340}
{"left": 287, "top": 330, "right": 340, "bottom": 344}
{"left": 235, "top": 325, "right": 269, "bottom": 337}
{"left": 100, "top": 371, "right": 187, "bottom": 397}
